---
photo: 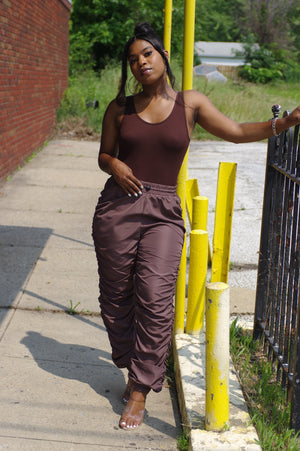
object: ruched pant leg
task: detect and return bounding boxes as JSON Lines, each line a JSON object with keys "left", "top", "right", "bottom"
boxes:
{"left": 92, "top": 178, "right": 184, "bottom": 393}
{"left": 95, "top": 247, "right": 138, "bottom": 370}
{"left": 129, "top": 221, "right": 184, "bottom": 392}
{"left": 92, "top": 179, "right": 141, "bottom": 369}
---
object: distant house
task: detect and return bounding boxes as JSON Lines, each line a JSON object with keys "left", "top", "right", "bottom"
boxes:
{"left": 195, "top": 42, "right": 246, "bottom": 66}
{"left": 194, "top": 41, "right": 248, "bottom": 80}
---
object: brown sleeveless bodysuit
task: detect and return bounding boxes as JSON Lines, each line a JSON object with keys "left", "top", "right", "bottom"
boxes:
{"left": 118, "top": 91, "right": 190, "bottom": 186}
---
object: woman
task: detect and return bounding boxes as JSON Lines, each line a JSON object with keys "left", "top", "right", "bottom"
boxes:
{"left": 92, "top": 22, "right": 300, "bottom": 431}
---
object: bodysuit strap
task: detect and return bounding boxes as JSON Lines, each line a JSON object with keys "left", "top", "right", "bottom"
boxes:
{"left": 124, "top": 96, "right": 136, "bottom": 115}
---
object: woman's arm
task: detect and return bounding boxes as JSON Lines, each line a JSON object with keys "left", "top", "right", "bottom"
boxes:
{"left": 99, "top": 100, "right": 143, "bottom": 196}
{"left": 185, "top": 90, "right": 300, "bottom": 143}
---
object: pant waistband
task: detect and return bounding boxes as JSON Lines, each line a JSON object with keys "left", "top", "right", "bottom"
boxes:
{"left": 141, "top": 180, "right": 177, "bottom": 194}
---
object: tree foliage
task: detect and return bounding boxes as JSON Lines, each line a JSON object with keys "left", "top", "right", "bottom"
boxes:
{"left": 238, "top": 0, "right": 298, "bottom": 49}
{"left": 195, "top": 0, "right": 244, "bottom": 42}
{"left": 69, "top": 0, "right": 184, "bottom": 72}
{"left": 69, "top": 0, "right": 300, "bottom": 74}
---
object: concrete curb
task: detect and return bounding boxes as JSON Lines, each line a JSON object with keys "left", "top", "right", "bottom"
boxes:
{"left": 173, "top": 330, "right": 262, "bottom": 450}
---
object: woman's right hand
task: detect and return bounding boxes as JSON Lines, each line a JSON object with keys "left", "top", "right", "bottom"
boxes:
{"left": 109, "top": 158, "right": 144, "bottom": 196}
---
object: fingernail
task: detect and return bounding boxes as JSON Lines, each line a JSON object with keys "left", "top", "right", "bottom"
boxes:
{"left": 138, "top": 191, "right": 142, "bottom": 195}
{"left": 134, "top": 193, "right": 138, "bottom": 197}
{"left": 128, "top": 193, "right": 132, "bottom": 197}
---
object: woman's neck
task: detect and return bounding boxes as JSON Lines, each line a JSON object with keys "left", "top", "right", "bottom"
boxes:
{"left": 140, "top": 79, "right": 174, "bottom": 99}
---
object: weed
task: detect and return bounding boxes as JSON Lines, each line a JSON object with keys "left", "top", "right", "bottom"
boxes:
{"left": 68, "top": 300, "right": 81, "bottom": 315}
{"left": 177, "top": 430, "right": 189, "bottom": 451}
{"left": 26, "top": 152, "right": 37, "bottom": 163}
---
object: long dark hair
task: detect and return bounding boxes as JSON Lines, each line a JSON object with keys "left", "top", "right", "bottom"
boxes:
{"left": 116, "top": 22, "right": 176, "bottom": 105}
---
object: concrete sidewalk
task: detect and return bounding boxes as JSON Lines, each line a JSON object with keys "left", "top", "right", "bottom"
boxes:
{"left": 0, "top": 138, "right": 267, "bottom": 450}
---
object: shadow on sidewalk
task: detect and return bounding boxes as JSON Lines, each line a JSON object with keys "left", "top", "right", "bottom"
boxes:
{"left": 0, "top": 225, "right": 52, "bottom": 314}
{"left": 21, "top": 331, "right": 180, "bottom": 437}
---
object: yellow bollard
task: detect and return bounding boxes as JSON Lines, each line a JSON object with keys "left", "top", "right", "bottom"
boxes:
{"left": 191, "top": 196, "right": 208, "bottom": 231}
{"left": 182, "top": 0, "right": 196, "bottom": 92}
{"left": 174, "top": 156, "right": 188, "bottom": 334}
{"left": 163, "top": 0, "right": 173, "bottom": 57}
{"left": 205, "top": 282, "right": 229, "bottom": 431}
{"left": 186, "top": 178, "right": 200, "bottom": 226}
{"left": 186, "top": 230, "right": 208, "bottom": 334}
{"left": 192, "top": 196, "right": 212, "bottom": 265}
{"left": 211, "top": 162, "right": 237, "bottom": 283}
{"left": 174, "top": 0, "right": 196, "bottom": 334}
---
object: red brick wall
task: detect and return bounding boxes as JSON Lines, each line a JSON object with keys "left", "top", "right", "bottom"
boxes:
{"left": 0, "top": 0, "right": 71, "bottom": 179}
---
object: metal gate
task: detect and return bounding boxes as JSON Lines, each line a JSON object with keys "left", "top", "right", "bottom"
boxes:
{"left": 253, "top": 105, "right": 300, "bottom": 430}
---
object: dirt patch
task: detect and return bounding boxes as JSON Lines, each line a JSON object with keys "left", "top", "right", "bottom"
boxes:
{"left": 53, "top": 117, "right": 101, "bottom": 142}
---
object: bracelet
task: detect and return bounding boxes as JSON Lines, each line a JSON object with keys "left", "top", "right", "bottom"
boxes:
{"left": 271, "top": 117, "right": 279, "bottom": 136}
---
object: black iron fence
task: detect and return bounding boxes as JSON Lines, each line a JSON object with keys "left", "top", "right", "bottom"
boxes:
{"left": 253, "top": 105, "right": 300, "bottom": 430}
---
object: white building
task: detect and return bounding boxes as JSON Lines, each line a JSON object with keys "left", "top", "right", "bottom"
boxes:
{"left": 194, "top": 41, "right": 246, "bottom": 67}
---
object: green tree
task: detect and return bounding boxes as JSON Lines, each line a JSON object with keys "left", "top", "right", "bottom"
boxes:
{"left": 69, "top": 0, "right": 300, "bottom": 74}
{"left": 238, "top": 0, "right": 299, "bottom": 51}
{"left": 69, "top": 0, "right": 185, "bottom": 72}
{"left": 290, "top": 3, "right": 300, "bottom": 62}
{"left": 195, "top": 0, "right": 244, "bottom": 42}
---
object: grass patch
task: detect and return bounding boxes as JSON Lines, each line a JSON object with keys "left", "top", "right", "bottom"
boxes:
{"left": 230, "top": 319, "right": 300, "bottom": 450}
{"left": 177, "top": 430, "right": 189, "bottom": 451}
{"left": 192, "top": 77, "right": 300, "bottom": 140}
{"left": 56, "top": 64, "right": 300, "bottom": 142}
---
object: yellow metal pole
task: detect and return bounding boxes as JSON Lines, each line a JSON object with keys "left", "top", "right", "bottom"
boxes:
{"left": 191, "top": 196, "right": 208, "bottom": 231}
{"left": 174, "top": 0, "right": 196, "bottom": 334}
{"left": 186, "top": 230, "right": 208, "bottom": 334}
{"left": 163, "top": 0, "right": 173, "bottom": 57}
{"left": 192, "top": 195, "right": 212, "bottom": 265}
{"left": 211, "top": 162, "right": 237, "bottom": 283}
{"left": 205, "top": 282, "right": 230, "bottom": 431}
{"left": 182, "top": 0, "right": 196, "bottom": 92}
{"left": 186, "top": 178, "right": 200, "bottom": 226}
{"left": 174, "top": 157, "right": 188, "bottom": 334}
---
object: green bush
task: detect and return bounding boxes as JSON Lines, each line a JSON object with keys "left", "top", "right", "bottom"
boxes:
{"left": 239, "top": 65, "right": 284, "bottom": 84}
{"left": 284, "top": 63, "right": 300, "bottom": 82}
{"left": 236, "top": 35, "right": 286, "bottom": 84}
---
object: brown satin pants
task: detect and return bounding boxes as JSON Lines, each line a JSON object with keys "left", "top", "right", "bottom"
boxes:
{"left": 92, "top": 177, "right": 185, "bottom": 393}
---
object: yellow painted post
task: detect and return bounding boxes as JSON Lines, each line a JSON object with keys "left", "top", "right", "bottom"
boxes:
{"left": 205, "top": 282, "right": 229, "bottom": 431}
{"left": 192, "top": 196, "right": 212, "bottom": 265}
{"left": 174, "top": 0, "right": 196, "bottom": 334}
{"left": 186, "top": 178, "right": 200, "bottom": 225}
{"left": 211, "top": 162, "right": 237, "bottom": 283}
{"left": 163, "top": 0, "right": 173, "bottom": 56}
{"left": 182, "top": 0, "right": 196, "bottom": 92}
{"left": 192, "top": 195, "right": 208, "bottom": 230}
{"left": 174, "top": 157, "right": 188, "bottom": 334}
{"left": 186, "top": 230, "right": 208, "bottom": 334}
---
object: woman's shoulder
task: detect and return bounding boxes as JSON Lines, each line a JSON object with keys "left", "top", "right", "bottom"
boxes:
{"left": 106, "top": 96, "right": 134, "bottom": 115}
{"left": 182, "top": 89, "right": 209, "bottom": 103}
{"left": 104, "top": 96, "right": 135, "bottom": 129}
{"left": 181, "top": 90, "right": 214, "bottom": 116}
